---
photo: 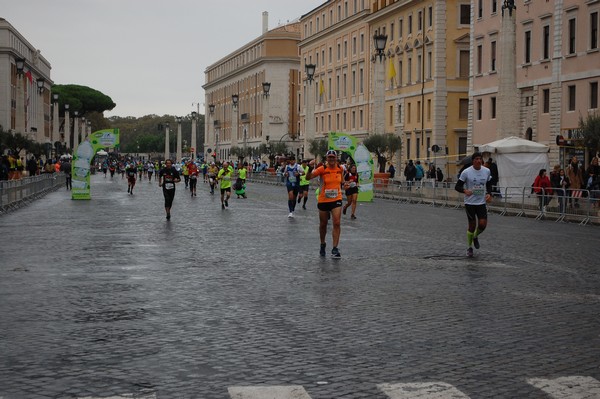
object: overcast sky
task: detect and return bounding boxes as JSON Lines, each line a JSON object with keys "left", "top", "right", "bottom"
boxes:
{"left": 2, "top": 0, "right": 323, "bottom": 118}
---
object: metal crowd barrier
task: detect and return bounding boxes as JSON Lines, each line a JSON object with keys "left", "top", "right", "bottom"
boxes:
{"left": 247, "top": 173, "right": 600, "bottom": 226}
{"left": 0, "top": 173, "right": 66, "bottom": 214}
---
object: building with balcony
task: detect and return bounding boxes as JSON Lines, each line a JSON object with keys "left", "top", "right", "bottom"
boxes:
{"left": 469, "top": 0, "right": 600, "bottom": 167}
{"left": 299, "top": 0, "right": 471, "bottom": 177}
{"left": 299, "top": 0, "right": 372, "bottom": 158}
{"left": 203, "top": 13, "right": 301, "bottom": 162}
{"left": 0, "top": 18, "right": 52, "bottom": 144}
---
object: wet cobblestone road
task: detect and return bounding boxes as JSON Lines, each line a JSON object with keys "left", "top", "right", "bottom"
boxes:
{"left": 1, "top": 174, "right": 599, "bottom": 398}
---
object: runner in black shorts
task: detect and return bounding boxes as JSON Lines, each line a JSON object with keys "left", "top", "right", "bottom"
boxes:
{"left": 455, "top": 152, "right": 492, "bottom": 257}
{"left": 159, "top": 159, "right": 181, "bottom": 220}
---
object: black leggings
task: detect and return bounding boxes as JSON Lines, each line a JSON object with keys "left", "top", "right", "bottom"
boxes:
{"left": 189, "top": 178, "right": 197, "bottom": 192}
{"left": 163, "top": 189, "right": 175, "bottom": 208}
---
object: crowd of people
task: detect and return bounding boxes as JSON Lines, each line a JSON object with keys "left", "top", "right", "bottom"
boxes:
{"left": 532, "top": 155, "right": 600, "bottom": 212}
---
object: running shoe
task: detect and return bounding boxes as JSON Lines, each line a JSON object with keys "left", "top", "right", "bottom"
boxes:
{"left": 473, "top": 237, "right": 480, "bottom": 249}
{"left": 224, "top": 199, "right": 229, "bottom": 207}
{"left": 467, "top": 247, "right": 474, "bottom": 258}
{"left": 331, "top": 247, "right": 341, "bottom": 258}
{"left": 302, "top": 205, "right": 306, "bottom": 210}
{"left": 221, "top": 204, "right": 225, "bottom": 210}
{"left": 166, "top": 213, "right": 171, "bottom": 221}
{"left": 351, "top": 214, "right": 357, "bottom": 220}
{"left": 288, "top": 212, "right": 294, "bottom": 218}
{"left": 320, "top": 243, "right": 326, "bottom": 257}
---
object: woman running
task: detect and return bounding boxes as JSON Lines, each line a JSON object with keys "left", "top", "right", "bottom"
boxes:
{"left": 342, "top": 164, "right": 359, "bottom": 219}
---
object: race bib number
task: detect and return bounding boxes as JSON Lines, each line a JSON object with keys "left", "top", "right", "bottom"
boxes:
{"left": 288, "top": 175, "right": 297, "bottom": 183}
{"left": 325, "top": 189, "right": 338, "bottom": 199}
{"left": 164, "top": 183, "right": 175, "bottom": 190}
{"left": 472, "top": 184, "right": 484, "bottom": 196}
{"left": 349, "top": 182, "right": 357, "bottom": 188}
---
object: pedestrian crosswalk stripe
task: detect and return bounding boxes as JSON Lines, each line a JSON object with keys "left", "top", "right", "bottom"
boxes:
{"left": 377, "top": 382, "right": 470, "bottom": 398}
{"left": 228, "top": 385, "right": 312, "bottom": 399}
{"left": 527, "top": 376, "right": 600, "bottom": 398}
{"left": 79, "top": 396, "right": 157, "bottom": 399}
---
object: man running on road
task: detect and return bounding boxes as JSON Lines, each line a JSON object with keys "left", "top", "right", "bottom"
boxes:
{"left": 306, "top": 150, "right": 346, "bottom": 258}
{"left": 158, "top": 159, "right": 181, "bottom": 220}
{"left": 454, "top": 152, "right": 492, "bottom": 257}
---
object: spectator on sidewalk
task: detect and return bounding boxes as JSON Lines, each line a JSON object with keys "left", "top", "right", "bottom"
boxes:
{"left": 404, "top": 160, "right": 416, "bottom": 189}
{"left": 533, "top": 169, "right": 553, "bottom": 212}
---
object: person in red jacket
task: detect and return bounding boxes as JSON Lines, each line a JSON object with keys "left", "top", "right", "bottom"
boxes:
{"left": 533, "top": 169, "right": 553, "bottom": 212}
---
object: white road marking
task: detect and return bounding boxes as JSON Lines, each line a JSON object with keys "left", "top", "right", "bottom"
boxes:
{"left": 527, "top": 376, "right": 600, "bottom": 398}
{"left": 377, "top": 382, "right": 470, "bottom": 398}
{"left": 228, "top": 385, "right": 312, "bottom": 399}
{"left": 79, "top": 394, "right": 156, "bottom": 399}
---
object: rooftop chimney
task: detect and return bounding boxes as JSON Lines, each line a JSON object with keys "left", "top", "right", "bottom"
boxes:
{"left": 262, "top": 11, "right": 268, "bottom": 34}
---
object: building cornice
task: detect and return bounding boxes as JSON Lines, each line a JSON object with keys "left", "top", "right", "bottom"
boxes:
{"left": 205, "top": 24, "right": 300, "bottom": 72}
{"left": 203, "top": 57, "right": 299, "bottom": 90}
{"left": 299, "top": 10, "right": 370, "bottom": 48}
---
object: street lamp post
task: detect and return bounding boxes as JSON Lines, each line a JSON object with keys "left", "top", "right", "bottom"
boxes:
{"left": 208, "top": 103, "right": 215, "bottom": 160}
{"left": 52, "top": 93, "right": 59, "bottom": 156}
{"left": 373, "top": 31, "right": 388, "bottom": 137}
{"left": 191, "top": 111, "right": 197, "bottom": 160}
{"left": 231, "top": 94, "right": 239, "bottom": 153}
{"left": 73, "top": 111, "right": 79, "bottom": 150}
{"left": 15, "top": 59, "right": 26, "bottom": 136}
{"left": 36, "top": 78, "right": 45, "bottom": 144}
{"left": 64, "top": 104, "right": 70, "bottom": 152}
{"left": 164, "top": 122, "right": 170, "bottom": 161}
{"left": 304, "top": 64, "right": 316, "bottom": 158}
{"left": 176, "top": 116, "right": 183, "bottom": 163}
{"left": 262, "top": 82, "right": 271, "bottom": 150}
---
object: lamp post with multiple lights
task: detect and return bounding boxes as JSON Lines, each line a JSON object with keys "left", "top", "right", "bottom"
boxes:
{"left": 373, "top": 31, "right": 388, "bottom": 137}
{"left": 303, "top": 63, "right": 316, "bottom": 158}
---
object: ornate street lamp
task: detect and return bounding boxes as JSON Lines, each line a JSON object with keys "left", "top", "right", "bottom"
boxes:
{"left": 305, "top": 64, "right": 316, "bottom": 83}
{"left": 36, "top": 78, "right": 45, "bottom": 94}
{"left": 373, "top": 32, "right": 388, "bottom": 62}
{"left": 209, "top": 104, "right": 215, "bottom": 114}
{"left": 232, "top": 94, "right": 239, "bottom": 108}
{"left": 15, "top": 58, "right": 25, "bottom": 75}
{"left": 262, "top": 82, "right": 271, "bottom": 97}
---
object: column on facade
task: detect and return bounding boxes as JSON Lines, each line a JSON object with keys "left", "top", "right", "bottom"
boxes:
{"left": 304, "top": 81, "right": 315, "bottom": 158}
{"left": 15, "top": 74, "right": 25, "bottom": 134}
{"left": 497, "top": 3, "right": 519, "bottom": 139}
{"left": 373, "top": 58, "right": 385, "bottom": 136}
{"left": 176, "top": 119, "right": 182, "bottom": 162}
{"left": 433, "top": 0, "right": 448, "bottom": 173}
{"left": 164, "top": 124, "right": 170, "bottom": 161}
{"left": 64, "top": 107, "right": 70, "bottom": 149}
{"left": 37, "top": 91, "right": 44, "bottom": 143}
{"left": 73, "top": 114, "right": 79, "bottom": 150}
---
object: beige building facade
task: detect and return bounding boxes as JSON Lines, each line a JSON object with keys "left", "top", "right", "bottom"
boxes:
{"left": 0, "top": 18, "right": 52, "bottom": 144}
{"left": 370, "top": 0, "right": 471, "bottom": 177}
{"left": 203, "top": 17, "right": 301, "bottom": 162}
{"left": 299, "top": 0, "right": 372, "bottom": 158}
{"left": 299, "top": 0, "right": 471, "bottom": 177}
{"left": 470, "top": 0, "right": 600, "bottom": 167}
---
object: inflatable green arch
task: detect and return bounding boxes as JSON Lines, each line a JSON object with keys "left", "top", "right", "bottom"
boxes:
{"left": 71, "top": 128, "right": 120, "bottom": 200}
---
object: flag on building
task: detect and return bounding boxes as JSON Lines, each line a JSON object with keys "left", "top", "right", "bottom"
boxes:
{"left": 319, "top": 78, "right": 325, "bottom": 99}
{"left": 387, "top": 59, "right": 397, "bottom": 86}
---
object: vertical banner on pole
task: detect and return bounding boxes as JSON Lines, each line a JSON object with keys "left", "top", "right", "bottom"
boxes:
{"left": 328, "top": 132, "right": 375, "bottom": 202}
{"left": 71, "top": 129, "right": 120, "bottom": 200}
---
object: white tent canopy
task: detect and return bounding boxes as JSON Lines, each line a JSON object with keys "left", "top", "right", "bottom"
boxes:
{"left": 478, "top": 136, "right": 550, "bottom": 154}
{"left": 96, "top": 150, "right": 108, "bottom": 156}
{"left": 476, "top": 136, "right": 550, "bottom": 197}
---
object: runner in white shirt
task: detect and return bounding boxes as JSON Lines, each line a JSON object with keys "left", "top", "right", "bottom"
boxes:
{"left": 455, "top": 152, "right": 492, "bottom": 258}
